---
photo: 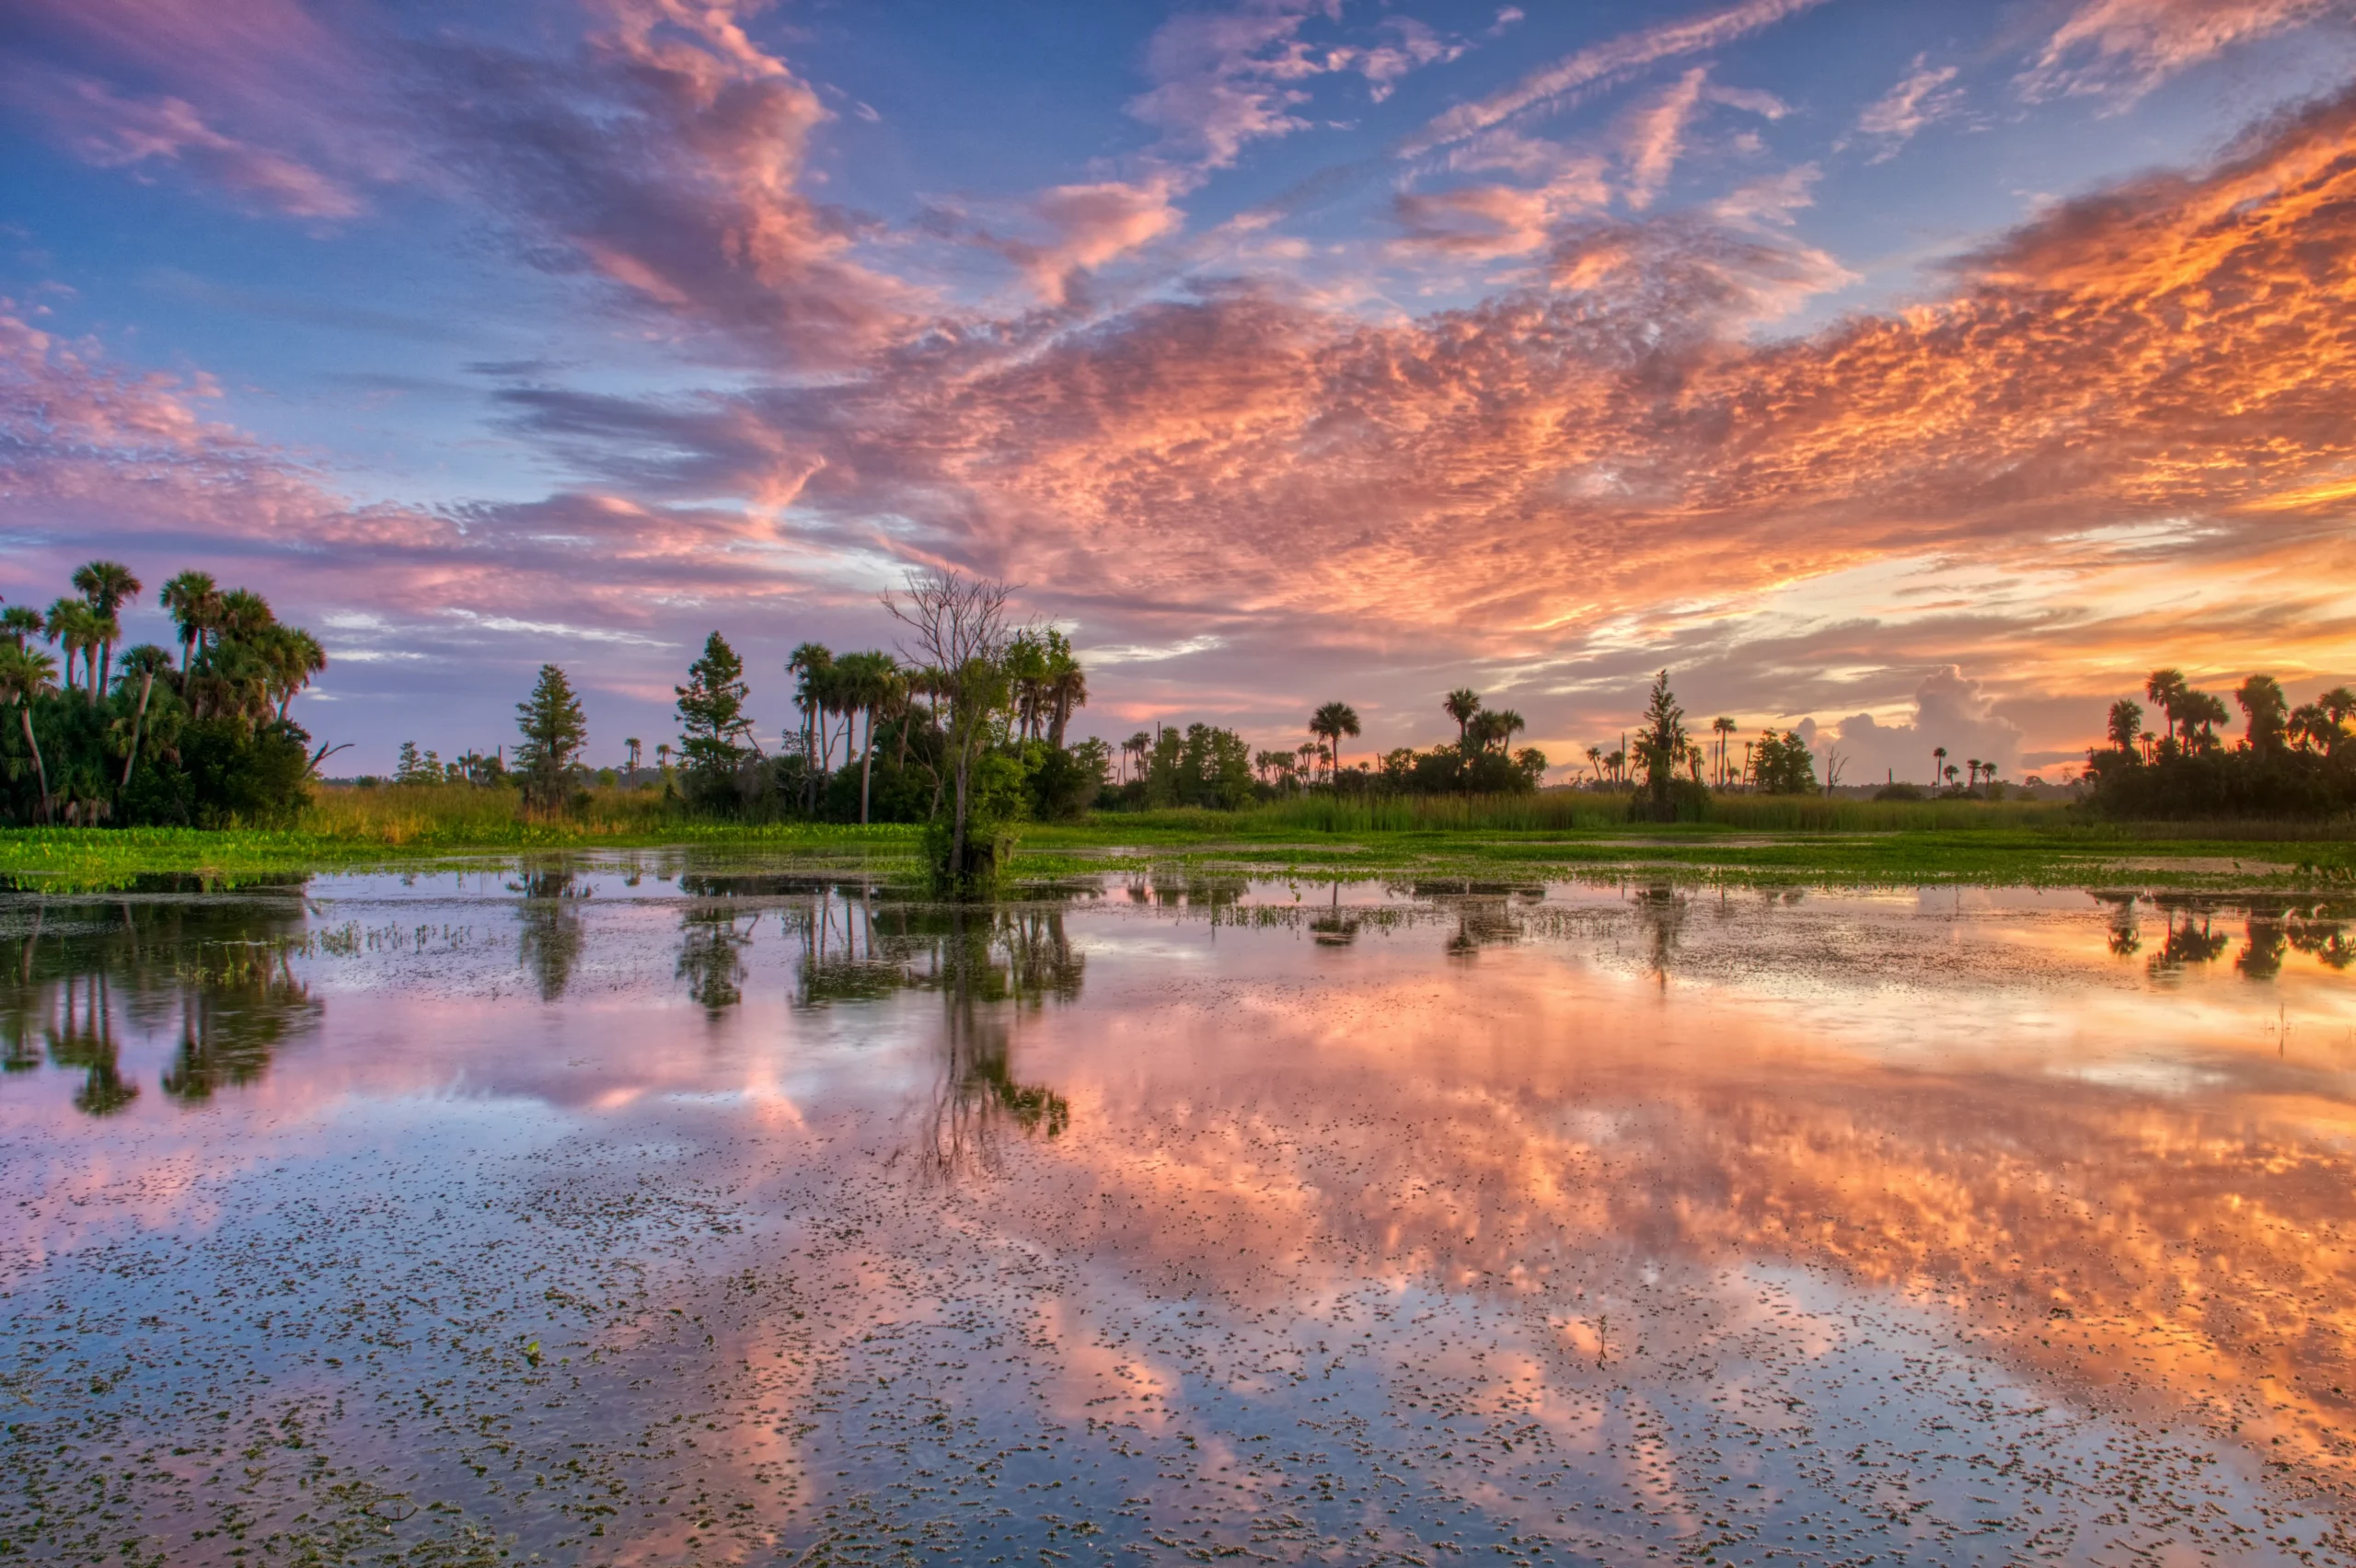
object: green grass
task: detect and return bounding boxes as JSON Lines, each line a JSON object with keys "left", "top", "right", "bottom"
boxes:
{"left": 2, "top": 784, "right": 2352, "bottom": 892}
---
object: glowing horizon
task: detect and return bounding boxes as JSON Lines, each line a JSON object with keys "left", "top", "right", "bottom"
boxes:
{"left": 5, "top": 0, "right": 2355, "bottom": 778}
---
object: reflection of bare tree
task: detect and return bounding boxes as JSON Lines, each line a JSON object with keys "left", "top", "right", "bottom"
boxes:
{"left": 510, "top": 868, "right": 585, "bottom": 1002}
{"left": 768, "top": 888, "right": 1080, "bottom": 1173}
{"left": 924, "top": 909, "right": 1071, "bottom": 1179}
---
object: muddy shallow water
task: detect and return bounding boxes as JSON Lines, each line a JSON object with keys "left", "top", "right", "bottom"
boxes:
{"left": 5, "top": 862, "right": 2356, "bottom": 1566}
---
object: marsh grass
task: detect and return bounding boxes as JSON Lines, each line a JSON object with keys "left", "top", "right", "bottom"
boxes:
{"left": 5, "top": 781, "right": 2351, "bottom": 893}
{"left": 1172, "top": 791, "right": 2077, "bottom": 835}
{"left": 302, "top": 781, "right": 672, "bottom": 845}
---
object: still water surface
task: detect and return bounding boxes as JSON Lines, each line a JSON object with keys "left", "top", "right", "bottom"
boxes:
{"left": 5, "top": 863, "right": 2355, "bottom": 1565}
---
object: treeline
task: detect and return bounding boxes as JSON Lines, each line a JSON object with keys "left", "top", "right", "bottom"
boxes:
{"left": 2084, "top": 669, "right": 2356, "bottom": 817}
{"left": 0, "top": 563, "right": 327, "bottom": 825}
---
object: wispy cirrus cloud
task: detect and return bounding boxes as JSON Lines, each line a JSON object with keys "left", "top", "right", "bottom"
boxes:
{"left": 1851, "top": 55, "right": 1964, "bottom": 160}
{"left": 2022, "top": 0, "right": 2353, "bottom": 105}
{"left": 1399, "top": 0, "right": 1829, "bottom": 157}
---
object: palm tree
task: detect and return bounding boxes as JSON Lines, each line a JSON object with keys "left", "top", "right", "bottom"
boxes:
{"left": 261, "top": 627, "right": 326, "bottom": 720}
{"left": 0, "top": 606, "right": 41, "bottom": 650}
{"left": 2144, "top": 668, "right": 2189, "bottom": 752}
{"left": 2235, "top": 674, "right": 2289, "bottom": 753}
{"left": 1491, "top": 709, "right": 1526, "bottom": 752}
{"left": 1712, "top": 716, "right": 1737, "bottom": 787}
{"left": 71, "top": 561, "right": 141, "bottom": 693}
{"left": 0, "top": 644, "right": 59, "bottom": 821}
{"left": 1045, "top": 649, "right": 1088, "bottom": 748}
{"left": 655, "top": 743, "right": 673, "bottom": 773}
{"left": 159, "top": 571, "right": 220, "bottom": 671}
{"left": 1443, "top": 688, "right": 1482, "bottom": 748}
{"left": 1965, "top": 757, "right": 1981, "bottom": 791}
{"left": 1932, "top": 744, "right": 1947, "bottom": 792}
{"left": 44, "top": 599, "right": 106, "bottom": 696}
{"left": 1311, "top": 701, "right": 1360, "bottom": 785}
{"left": 833, "top": 650, "right": 901, "bottom": 824}
{"left": 217, "top": 588, "right": 275, "bottom": 641}
{"left": 1126, "top": 730, "right": 1151, "bottom": 785}
{"left": 788, "top": 641, "right": 834, "bottom": 778}
{"left": 114, "top": 644, "right": 172, "bottom": 789}
{"left": 625, "top": 737, "right": 642, "bottom": 773}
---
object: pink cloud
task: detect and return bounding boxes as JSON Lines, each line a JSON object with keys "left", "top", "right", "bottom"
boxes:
{"left": 2022, "top": 0, "right": 2352, "bottom": 104}
{"left": 6, "top": 73, "right": 361, "bottom": 219}
{"left": 986, "top": 179, "right": 1189, "bottom": 305}
{"left": 1618, "top": 66, "right": 1709, "bottom": 210}
{"left": 1851, "top": 55, "right": 1963, "bottom": 160}
{"left": 1126, "top": 1, "right": 1334, "bottom": 171}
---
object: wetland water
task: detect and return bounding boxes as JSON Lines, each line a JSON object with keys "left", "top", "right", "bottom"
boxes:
{"left": 4, "top": 865, "right": 2356, "bottom": 1566}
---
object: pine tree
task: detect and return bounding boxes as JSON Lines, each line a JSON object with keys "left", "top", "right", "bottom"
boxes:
{"left": 675, "top": 632, "right": 758, "bottom": 793}
{"left": 514, "top": 663, "right": 587, "bottom": 811}
{"left": 1634, "top": 670, "right": 1689, "bottom": 813}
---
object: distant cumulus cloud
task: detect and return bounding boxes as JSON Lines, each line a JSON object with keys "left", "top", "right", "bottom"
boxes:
{"left": 1827, "top": 667, "right": 2026, "bottom": 786}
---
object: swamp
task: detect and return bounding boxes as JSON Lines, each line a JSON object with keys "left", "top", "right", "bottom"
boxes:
{"left": 3, "top": 859, "right": 2354, "bottom": 1565}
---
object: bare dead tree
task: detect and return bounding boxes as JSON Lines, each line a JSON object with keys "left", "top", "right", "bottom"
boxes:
{"left": 883, "top": 569, "right": 1015, "bottom": 889}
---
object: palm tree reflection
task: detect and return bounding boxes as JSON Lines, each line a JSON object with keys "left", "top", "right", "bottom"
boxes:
{"left": 2146, "top": 902, "right": 2232, "bottom": 977}
{"left": 0, "top": 890, "right": 320, "bottom": 1115}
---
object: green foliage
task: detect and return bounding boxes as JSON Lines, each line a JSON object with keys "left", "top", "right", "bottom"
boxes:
{"left": 2086, "top": 669, "right": 2356, "bottom": 819}
{"left": 176, "top": 716, "right": 313, "bottom": 825}
{"left": 514, "top": 663, "right": 588, "bottom": 811}
{"left": 675, "top": 631, "right": 758, "bottom": 808}
{"left": 1750, "top": 729, "right": 1819, "bottom": 794}
{"left": 1632, "top": 670, "right": 1692, "bottom": 818}
{"left": 1023, "top": 736, "right": 1112, "bottom": 821}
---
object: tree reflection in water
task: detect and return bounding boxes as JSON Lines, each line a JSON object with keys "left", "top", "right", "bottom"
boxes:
{"left": 2147, "top": 901, "right": 2234, "bottom": 977}
{"left": 1405, "top": 880, "right": 1547, "bottom": 958}
{"left": 0, "top": 889, "right": 321, "bottom": 1115}
{"left": 755, "top": 885, "right": 1083, "bottom": 1175}
{"left": 1630, "top": 882, "right": 1689, "bottom": 984}
{"left": 509, "top": 867, "right": 587, "bottom": 1001}
{"left": 2098, "top": 893, "right": 2142, "bottom": 956}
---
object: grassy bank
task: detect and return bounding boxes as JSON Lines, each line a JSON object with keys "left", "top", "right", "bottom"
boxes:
{"left": 1, "top": 784, "right": 2351, "bottom": 892}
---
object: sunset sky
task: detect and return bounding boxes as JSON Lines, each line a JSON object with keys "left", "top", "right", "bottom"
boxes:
{"left": 6, "top": 0, "right": 2356, "bottom": 779}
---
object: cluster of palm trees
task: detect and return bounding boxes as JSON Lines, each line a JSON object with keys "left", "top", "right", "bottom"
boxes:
{"left": 0, "top": 561, "right": 327, "bottom": 824}
{"left": 2119, "top": 668, "right": 2355, "bottom": 761}
{"left": 156, "top": 571, "right": 326, "bottom": 725}
{"left": 2081, "top": 666, "right": 2356, "bottom": 817}
{"left": 787, "top": 642, "right": 918, "bottom": 822}
{"left": 780, "top": 628, "right": 1092, "bottom": 824}
{"left": 1008, "top": 628, "right": 1087, "bottom": 748}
